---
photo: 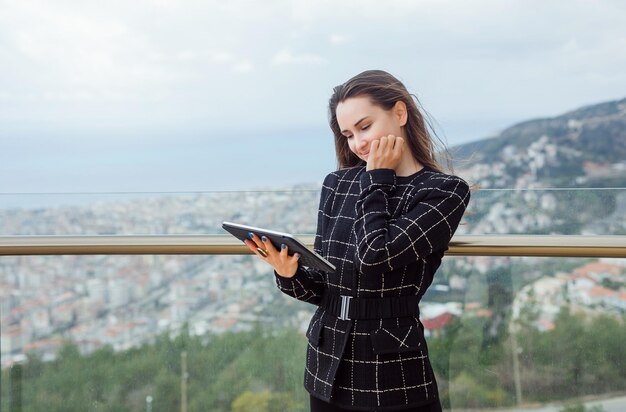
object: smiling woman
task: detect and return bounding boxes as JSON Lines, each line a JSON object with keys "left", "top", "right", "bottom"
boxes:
{"left": 329, "top": 70, "right": 450, "bottom": 175}
{"left": 245, "top": 70, "right": 471, "bottom": 411}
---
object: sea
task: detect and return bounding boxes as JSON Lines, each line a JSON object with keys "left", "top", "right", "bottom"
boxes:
{"left": 0, "top": 128, "right": 336, "bottom": 210}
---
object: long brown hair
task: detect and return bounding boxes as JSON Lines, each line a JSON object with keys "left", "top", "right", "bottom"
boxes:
{"left": 328, "top": 70, "right": 451, "bottom": 173}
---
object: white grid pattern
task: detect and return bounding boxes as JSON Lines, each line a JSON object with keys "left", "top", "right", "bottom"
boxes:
{"left": 274, "top": 165, "right": 470, "bottom": 410}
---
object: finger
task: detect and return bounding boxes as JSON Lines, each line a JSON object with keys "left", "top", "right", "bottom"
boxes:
{"left": 244, "top": 239, "right": 258, "bottom": 253}
{"left": 396, "top": 137, "right": 404, "bottom": 153}
{"left": 245, "top": 239, "right": 267, "bottom": 257}
{"left": 388, "top": 136, "right": 397, "bottom": 153}
{"left": 281, "top": 243, "right": 295, "bottom": 264}
{"left": 245, "top": 239, "right": 265, "bottom": 256}
{"left": 387, "top": 135, "right": 397, "bottom": 149}
{"left": 247, "top": 232, "right": 264, "bottom": 249}
{"left": 370, "top": 139, "right": 379, "bottom": 154}
{"left": 261, "top": 235, "right": 278, "bottom": 256}
{"left": 245, "top": 239, "right": 268, "bottom": 258}
{"left": 378, "top": 135, "right": 388, "bottom": 152}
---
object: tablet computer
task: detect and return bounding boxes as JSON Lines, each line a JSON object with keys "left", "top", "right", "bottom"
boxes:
{"left": 222, "top": 221, "right": 336, "bottom": 273}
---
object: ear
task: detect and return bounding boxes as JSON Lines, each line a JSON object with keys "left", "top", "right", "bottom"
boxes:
{"left": 393, "top": 101, "right": 408, "bottom": 127}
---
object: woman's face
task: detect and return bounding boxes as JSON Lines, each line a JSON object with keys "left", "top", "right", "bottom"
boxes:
{"left": 336, "top": 96, "right": 406, "bottom": 162}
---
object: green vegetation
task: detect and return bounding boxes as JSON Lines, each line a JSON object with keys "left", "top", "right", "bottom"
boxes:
{"left": 516, "top": 308, "right": 626, "bottom": 402}
{"left": 559, "top": 402, "right": 607, "bottom": 412}
{"left": 429, "top": 308, "right": 626, "bottom": 409}
{"left": 1, "top": 325, "right": 309, "bottom": 412}
{"left": 2, "top": 308, "right": 624, "bottom": 411}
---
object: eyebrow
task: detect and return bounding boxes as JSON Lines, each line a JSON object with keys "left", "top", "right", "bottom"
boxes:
{"left": 341, "top": 117, "right": 369, "bottom": 134}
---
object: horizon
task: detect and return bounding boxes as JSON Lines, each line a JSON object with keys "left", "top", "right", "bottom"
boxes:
{"left": 0, "top": 93, "right": 623, "bottom": 208}
{"left": 2, "top": 1, "right": 626, "bottom": 197}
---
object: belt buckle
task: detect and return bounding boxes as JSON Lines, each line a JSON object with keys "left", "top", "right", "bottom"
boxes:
{"left": 339, "top": 295, "right": 352, "bottom": 321}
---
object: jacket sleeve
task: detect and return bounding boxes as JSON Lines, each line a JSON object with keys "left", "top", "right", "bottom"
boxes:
{"left": 273, "top": 173, "right": 335, "bottom": 305}
{"left": 354, "top": 168, "right": 470, "bottom": 277}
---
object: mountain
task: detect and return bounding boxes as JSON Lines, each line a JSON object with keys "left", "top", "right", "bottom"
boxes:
{"left": 454, "top": 97, "right": 626, "bottom": 189}
{"left": 452, "top": 97, "right": 626, "bottom": 235}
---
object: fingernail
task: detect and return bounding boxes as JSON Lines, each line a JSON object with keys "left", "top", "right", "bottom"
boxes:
{"left": 295, "top": 253, "right": 301, "bottom": 258}
{"left": 261, "top": 236, "right": 267, "bottom": 242}
{"left": 248, "top": 232, "right": 253, "bottom": 239}
{"left": 281, "top": 244, "right": 286, "bottom": 249}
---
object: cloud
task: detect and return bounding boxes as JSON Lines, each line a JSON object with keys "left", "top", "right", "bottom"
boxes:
{"left": 1, "top": 0, "right": 625, "bottom": 148}
{"left": 271, "top": 49, "right": 328, "bottom": 66}
{"left": 211, "top": 51, "right": 234, "bottom": 64}
{"left": 329, "top": 34, "right": 350, "bottom": 45}
{"left": 175, "top": 50, "right": 234, "bottom": 64}
{"left": 232, "top": 60, "right": 254, "bottom": 73}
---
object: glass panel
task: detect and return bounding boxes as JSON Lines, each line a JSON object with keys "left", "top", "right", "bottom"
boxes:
{"left": 1, "top": 254, "right": 314, "bottom": 411}
{"left": 2, "top": 254, "right": 625, "bottom": 411}
{"left": 1, "top": 187, "right": 626, "bottom": 235}
{"left": 423, "top": 255, "right": 626, "bottom": 411}
{"left": 0, "top": 190, "right": 321, "bottom": 236}
{"left": 461, "top": 188, "right": 626, "bottom": 235}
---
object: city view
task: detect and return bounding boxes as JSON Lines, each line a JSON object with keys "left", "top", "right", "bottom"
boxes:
{"left": 2, "top": 95, "right": 626, "bottom": 410}
{"left": 2, "top": 1, "right": 626, "bottom": 410}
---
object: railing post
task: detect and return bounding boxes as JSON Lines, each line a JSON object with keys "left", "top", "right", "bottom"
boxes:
{"left": 181, "top": 351, "right": 188, "bottom": 412}
{"left": 511, "top": 326, "right": 523, "bottom": 406}
{"left": 9, "top": 362, "right": 22, "bottom": 412}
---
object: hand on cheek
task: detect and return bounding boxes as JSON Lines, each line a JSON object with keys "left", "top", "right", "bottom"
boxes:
{"left": 366, "top": 135, "right": 404, "bottom": 172}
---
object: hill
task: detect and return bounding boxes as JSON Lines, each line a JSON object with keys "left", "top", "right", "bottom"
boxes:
{"left": 452, "top": 97, "right": 626, "bottom": 235}
{"left": 454, "top": 97, "right": 626, "bottom": 189}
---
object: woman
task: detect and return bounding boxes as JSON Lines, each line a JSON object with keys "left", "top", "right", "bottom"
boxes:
{"left": 245, "top": 70, "right": 470, "bottom": 411}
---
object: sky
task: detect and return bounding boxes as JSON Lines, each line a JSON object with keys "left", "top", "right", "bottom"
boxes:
{"left": 1, "top": 0, "right": 625, "bottom": 198}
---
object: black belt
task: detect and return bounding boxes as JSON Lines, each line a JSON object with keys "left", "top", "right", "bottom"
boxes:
{"left": 320, "top": 292, "right": 420, "bottom": 320}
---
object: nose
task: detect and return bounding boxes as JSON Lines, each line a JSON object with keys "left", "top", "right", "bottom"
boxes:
{"left": 355, "top": 135, "right": 368, "bottom": 151}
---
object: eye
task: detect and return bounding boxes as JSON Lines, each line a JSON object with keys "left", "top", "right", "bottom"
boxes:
{"left": 361, "top": 124, "right": 371, "bottom": 131}
{"left": 344, "top": 134, "right": 353, "bottom": 139}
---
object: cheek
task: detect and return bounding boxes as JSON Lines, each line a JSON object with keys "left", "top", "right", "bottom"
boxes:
{"left": 373, "top": 116, "right": 402, "bottom": 137}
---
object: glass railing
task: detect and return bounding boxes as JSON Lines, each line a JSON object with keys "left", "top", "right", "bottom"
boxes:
{"left": 0, "top": 189, "right": 321, "bottom": 236}
{"left": 1, "top": 186, "right": 625, "bottom": 236}
{"left": 1, "top": 189, "right": 625, "bottom": 412}
{"left": 427, "top": 255, "right": 626, "bottom": 411}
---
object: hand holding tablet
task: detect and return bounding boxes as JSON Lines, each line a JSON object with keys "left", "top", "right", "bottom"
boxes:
{"left": 222, "top": 221, "right": 336, "bottom": 274}
{"left": 243, "top": 231, "right": 300, "bottom": 278}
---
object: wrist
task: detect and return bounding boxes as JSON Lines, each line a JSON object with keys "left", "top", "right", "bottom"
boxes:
{"left": 274, "top": 266, "right": 298, "bottom": 279}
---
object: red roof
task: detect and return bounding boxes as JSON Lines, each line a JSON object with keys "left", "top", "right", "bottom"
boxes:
{"left": 575, "top": 262, "right": 622, "bottom": 276}
{"left": 422, "top": 312, "right": 453, "bottom": 330}
{"left": 589, "top": 286, "right": 616, "bottom": 298}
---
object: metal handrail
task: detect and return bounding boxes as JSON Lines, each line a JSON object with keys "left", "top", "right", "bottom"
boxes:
{"left": 1, "top": 235, "right": 625, "bottom": 258}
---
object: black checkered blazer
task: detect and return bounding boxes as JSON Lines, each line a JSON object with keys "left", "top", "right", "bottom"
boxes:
{"left": 274, "top": 165, "right": 470, "bottom": 411}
